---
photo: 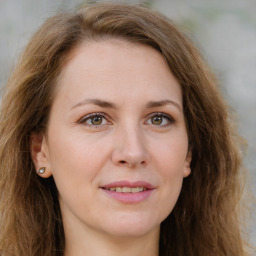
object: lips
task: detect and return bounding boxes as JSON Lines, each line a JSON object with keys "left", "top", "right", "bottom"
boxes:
{"left": 106, "top": 187, "right": 145, "bottom": 193}
{"left": 102, "top": 180, "right": 154, "bottom": 189}
{"left": 100, "top": 180, "right": 155, "bottom": 203}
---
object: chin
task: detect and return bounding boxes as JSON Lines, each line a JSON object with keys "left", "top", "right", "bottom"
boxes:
{"left": 102, "top": 214, "right": 160, "bottom": 238}
{"left": 107, "top": 226, "right": 158, "bottom": 238}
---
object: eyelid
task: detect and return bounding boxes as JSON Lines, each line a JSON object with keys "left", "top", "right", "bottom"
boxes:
{"left": 78, "top": 112, "right": 112, "bottom": 126}
{"left": 145, "top": 112, "right": 174, "bottom": 126}
{"left": 77, "top": 111, "right": 174, "bottom": 128}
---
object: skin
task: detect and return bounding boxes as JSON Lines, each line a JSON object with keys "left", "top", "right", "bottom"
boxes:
{"left": 31, "top": 39, "right": 191, "bottom": 256}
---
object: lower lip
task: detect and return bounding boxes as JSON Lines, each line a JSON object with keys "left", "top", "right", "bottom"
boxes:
{"left": 102, "top": 189, "right": 154, "bottom": 203}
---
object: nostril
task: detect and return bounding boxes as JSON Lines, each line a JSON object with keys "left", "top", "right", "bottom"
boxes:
{"left": 118, "top": 159, "right": 146, "bottom": 167}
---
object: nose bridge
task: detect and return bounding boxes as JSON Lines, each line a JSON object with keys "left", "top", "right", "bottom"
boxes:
{"left": 112, "top": 120, "right": 149, "bottom": 167}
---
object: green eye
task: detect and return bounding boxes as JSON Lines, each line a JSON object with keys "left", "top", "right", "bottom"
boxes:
{"left": 151, "top": 116, "right": 163, "bottom": 125}
{"left": 146, "top": 113, "right": 174, "bottom": 127}
{"left": 90, "top": 116, "right": 103, "bottom": 125}
{"left": 79, "top": 113, "right": 110, "bottom": 127}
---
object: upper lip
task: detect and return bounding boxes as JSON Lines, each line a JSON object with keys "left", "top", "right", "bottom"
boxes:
{"left": 101, "top": 180, "right": 155, "bottom": 190}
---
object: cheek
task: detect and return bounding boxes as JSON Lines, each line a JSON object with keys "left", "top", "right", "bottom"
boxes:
{"left": 46, "top": 135, "right": 108, "bottom": 213}
{"left": 46, "top": 131, "right": 110, "bottom": 191}
{"left": 157, "top": 147, "right": 185, "bottom": 196}
{"left": 48, "top": 124, "right": 109, "bottom": 166}
{"left": 152, "top": 133, "right": 188, "bottom": 174}
{"left": 156, "top": 163, "right": 184, "bottom": 222}
{"left": 151, "top": 136, "right": 188, "bottom": 217}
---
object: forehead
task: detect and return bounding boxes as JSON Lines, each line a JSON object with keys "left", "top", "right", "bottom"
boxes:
{"left": 59, "top": 39, "right": 167, "bottom": 75}
{"left": 54, "top": 39, "right": 182, "bottom": 107}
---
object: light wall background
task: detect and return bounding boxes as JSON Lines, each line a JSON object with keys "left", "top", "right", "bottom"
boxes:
{"left": 0, "top": 0, "right": 255, "bottom": 247}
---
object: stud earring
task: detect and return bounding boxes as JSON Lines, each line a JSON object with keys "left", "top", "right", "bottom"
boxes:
{"left": 38, "top": 167, "right": 46, "bottom": 174}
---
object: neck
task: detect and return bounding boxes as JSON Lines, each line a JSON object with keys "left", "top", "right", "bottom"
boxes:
{"left": 64, "top": 225, "right": 160, "bottom": 256}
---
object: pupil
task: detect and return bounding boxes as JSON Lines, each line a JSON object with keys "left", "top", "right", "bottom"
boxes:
{"left": 92, "top": 116, "right": 102, "bottom": 125}
{"left": 152, "top": 116, "right": 162, "bottom": 125}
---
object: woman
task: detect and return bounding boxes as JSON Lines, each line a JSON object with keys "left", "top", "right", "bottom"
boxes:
{"left": 0, "top": 2, "right": 249, "bottom": 256}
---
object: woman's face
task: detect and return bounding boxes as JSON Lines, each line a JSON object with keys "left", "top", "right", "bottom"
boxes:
{"left": 32, "top": 40, "right": 191, "bottom": 239}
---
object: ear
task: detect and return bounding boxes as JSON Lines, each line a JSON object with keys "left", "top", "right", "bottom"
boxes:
{"left": 30, "top": 132, "right": 52, "bottom": 178}
{"left": 183, "top": 150, "right": 192, "bottom": 178}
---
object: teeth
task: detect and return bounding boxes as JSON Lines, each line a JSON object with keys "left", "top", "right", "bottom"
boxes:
{"left": 122, "top": 187, "right": 130, "bottom": 193}
{"left": 106, "top": 187, "right": 145, "bottom": 193}
{"left": 131, "top": 187, "right": 139, "bottom": 193}
{"left": 116, "top": 187, "right": 122, "bottom": 192}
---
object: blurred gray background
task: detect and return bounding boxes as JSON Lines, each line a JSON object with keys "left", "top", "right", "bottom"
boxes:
{"left": 0, "top": 0, "right": 255, "bottom": 247}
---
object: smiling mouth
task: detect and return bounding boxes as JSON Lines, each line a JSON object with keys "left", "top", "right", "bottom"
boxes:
{"left": 100, "top": 181, "right": 154, "bottom": 203}
{"left": 103, "top": 187, "right": 147, "bottom": 193}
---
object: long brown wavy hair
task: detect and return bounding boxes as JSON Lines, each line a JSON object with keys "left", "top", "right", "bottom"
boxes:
{"left": 0, "top": 2, "right": 250, "bottom": 256}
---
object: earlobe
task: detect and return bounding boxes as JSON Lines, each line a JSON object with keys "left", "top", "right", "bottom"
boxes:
{"left": 30, "top": 132, "right": 52, "bottom": 178}
{"left": 183, "top": 167, "right": 191, "bottom": 178}
{"left": 184, "top": 150, "right": 192, "bottom": 178}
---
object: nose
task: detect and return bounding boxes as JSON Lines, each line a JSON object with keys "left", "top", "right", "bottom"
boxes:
{"left": 111, "top": 126, "right": 150, "bottom": 168}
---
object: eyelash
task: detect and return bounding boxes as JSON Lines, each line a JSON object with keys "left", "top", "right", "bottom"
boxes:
{"left": 145, "top": 112, "right": 174, "bottom": 127}
{"left": 78, "top": 112, "right": 111, "bottom": 128}
{"left": 78, "top": 112, "right": 174, "bottom": 128}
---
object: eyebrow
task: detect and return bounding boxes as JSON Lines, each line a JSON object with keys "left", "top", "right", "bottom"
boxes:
{"left": 71, "top": 98, "right": 182, "bottom": 112}
{"left": 71, "top": 98, "right": 118, "bottom": 110}
{"left": 146, "top": 100, "right": 182, "bottom": 112}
